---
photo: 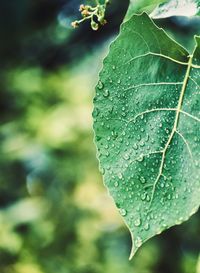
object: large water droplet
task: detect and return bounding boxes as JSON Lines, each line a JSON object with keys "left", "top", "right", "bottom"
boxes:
{"left": 97, "top": 80, "right": 104, "bottom": 90}
{"left": 144, "top": 223, "right": 150, "bottom": 230}
{"left": 119, "top": 208, "right": 127, "bottom": 216}
{"left": 92, "top": 107, "right": 100, "bottom": 118}
{"left": 103, "top": 89, "right": 110, "bottom": 98}
{"left": 134, "top": 218, "right": 141, "bottom": 227}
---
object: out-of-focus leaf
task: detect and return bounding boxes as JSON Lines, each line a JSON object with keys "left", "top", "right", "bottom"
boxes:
{"left": 150, "top": 0, "right": 200, "bottom": 19}
{"left": 126, "top": 0, "right": 165, "bottom": 20}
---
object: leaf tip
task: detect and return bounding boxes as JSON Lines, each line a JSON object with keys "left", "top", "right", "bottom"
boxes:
{"left": 128, "top": 231, "right": 138, "bottom": 260}
{"left": 129, "top": 247, "right": 136, "bottom": 260}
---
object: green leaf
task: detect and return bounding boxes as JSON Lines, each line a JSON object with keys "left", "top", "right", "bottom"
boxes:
{"left": 93, "top": 13, "right": 200, "bottom": 258}
{"left": 150, "top": 0, "right": 200, "bottom": 18}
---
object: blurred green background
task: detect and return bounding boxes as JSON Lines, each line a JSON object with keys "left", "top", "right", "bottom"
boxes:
{"left": 0, "top": 1, "right": 199, "bottom": 273}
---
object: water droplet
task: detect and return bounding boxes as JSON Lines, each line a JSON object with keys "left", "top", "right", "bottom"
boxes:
{"left": 114, "top": 181, "right": 119, "bottom": 187}
{"left": 103, "top": 89, "right": 110, "bottom": 97}
{"left": 119, "top": 208, "right": 127, "bottom": 216}
{"left": 144, "top": 223, "right": 150, "bottom": 230}
{"left": 137, "top": 155, "right": 144, "bottom": 162}
{"left": 167, "top": 194, "right": 172, "bottom": 200}
{"left": 140, "top": 176, "right": 146, "bottom": 184}
{"left": 135, "top": 236, "right": 142, "bottom": 248}
{"left": 134, "top": 218, "right": 141, "bottom": 227}
{"left": 123, "top": 153, "right": 130, "bottom": 160}
{"left": 97, "top": 80, "right": 104, "bottom": 90}
{"left": 92, "top": 107, "right": 100, "bottom": 118}
{"left": 141, "top": 192, "right": 147, "bottom": 201}
{"left": 133, "top": 144, "right": 138, "bottom": 150}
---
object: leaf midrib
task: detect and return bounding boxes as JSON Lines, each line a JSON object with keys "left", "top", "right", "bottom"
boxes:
{"left": 150, "top": 54, "right": 193, "bottom": 204}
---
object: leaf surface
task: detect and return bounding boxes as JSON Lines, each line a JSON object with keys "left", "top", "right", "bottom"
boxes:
{"left": 93, "top": 13, "right": 200, "bottom": 258}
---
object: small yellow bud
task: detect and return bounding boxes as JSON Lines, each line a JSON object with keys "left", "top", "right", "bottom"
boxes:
{"left": 79, "top": 4, "right": 85, "bottom": 11}
{"left": 71, "top": 21, "right": 79, "bottom": 28}
{"left": 81, "top": 9, "right": 90, "bottom": 17}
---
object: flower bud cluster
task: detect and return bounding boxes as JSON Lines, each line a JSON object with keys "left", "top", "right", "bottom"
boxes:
{"left": 71, "top": 0, "right": 109, "bottom": 31}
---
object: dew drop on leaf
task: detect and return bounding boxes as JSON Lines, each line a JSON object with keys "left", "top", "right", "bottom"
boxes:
{"left": 97, "top": 80, "right": 104, "bottom": 90}
{"left": 103, "top": 89, "right": 110, "bottom": 97}
{"left": 134, "top": 218, "right": 141, "bottom": 227}
{"left": 135, "top": 236, "right": 142, "bottom": 248}
{"left": 120, "top": 208, "right": 127, "bottom": 216}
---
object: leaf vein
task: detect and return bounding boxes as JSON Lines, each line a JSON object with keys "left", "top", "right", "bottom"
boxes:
{"left": 176, "top": 130, "right": 194, "bottom": 161}
{"left": 150, "top": 55, "right": 193, "bottom": 204}
{"left": 124, "top": 82, "right": 183, "bottom": 91}
{"left": 126, "top": 52, "right": 189, "bottom": 66}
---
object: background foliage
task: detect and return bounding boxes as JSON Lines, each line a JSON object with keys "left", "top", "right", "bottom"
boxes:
{"left": 0, "top": 1, "right": 199, "bottom": 273}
